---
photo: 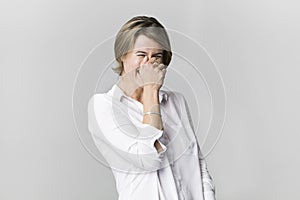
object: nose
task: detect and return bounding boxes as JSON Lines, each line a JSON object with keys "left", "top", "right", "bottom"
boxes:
{"left": 141, "top": 55, "right": 150, "bottom": 64}
{"left": 141, "top": 54, "right": 156, "bottom": 65}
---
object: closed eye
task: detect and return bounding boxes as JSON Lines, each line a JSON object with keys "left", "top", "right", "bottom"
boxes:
{"left": 135, "top": 51, "right": 163, "bottom": 58}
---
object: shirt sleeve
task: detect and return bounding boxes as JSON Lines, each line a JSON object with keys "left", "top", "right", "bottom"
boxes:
{"left": 182, "top": 94, "right": 216, "bottom": 199}
{"left": 87, "top": 94, "right": 167, "bottom": 173}
{"left": 199, "top": 150, "right": 216, "bottom": 200}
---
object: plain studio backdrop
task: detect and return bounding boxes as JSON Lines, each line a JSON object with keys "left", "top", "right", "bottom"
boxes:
{"left": 1, "top": 0, "right": 299, "bottom": 199}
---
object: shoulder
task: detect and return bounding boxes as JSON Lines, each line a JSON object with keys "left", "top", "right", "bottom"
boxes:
{"left": 163, "top": 90, "right": 186, "bottom": 104}
{"left": 88, "top": 93, "right": 112, "bottom": 112}
{"left": 162, "top": 90, "right": 188, "bottom": 117}
{"left": 88, "top": 84, "right": 118, "bottom": 104}
{"left": 88, "top": 93, "right": 106, "bottom": 105}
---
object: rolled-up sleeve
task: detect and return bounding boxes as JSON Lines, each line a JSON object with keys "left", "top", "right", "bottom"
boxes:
{"left": 88, "top": 94, "right": 167, "bottom": 172}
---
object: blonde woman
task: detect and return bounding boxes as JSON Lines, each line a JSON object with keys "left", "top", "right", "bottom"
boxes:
{"left": 88, "top": 16, "right": 216, "bottom": 200}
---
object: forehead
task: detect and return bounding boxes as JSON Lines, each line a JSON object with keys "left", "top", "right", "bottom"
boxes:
{"left": 133, "top": 35, "right": 163, "bottom": 52}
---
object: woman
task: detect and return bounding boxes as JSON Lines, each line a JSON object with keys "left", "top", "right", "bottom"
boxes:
{"left": 88, "top": 16, "right": 216, "bottom": 200}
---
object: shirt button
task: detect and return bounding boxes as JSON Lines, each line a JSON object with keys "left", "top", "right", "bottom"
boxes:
{"left": 177, "top": 175, "right": 182, "bottom": 181}
{"left": 189, "top": 142, "right": 195, "bottom": 149}
{"left": 177, "top": 180, "right": 182, "bottom": 190}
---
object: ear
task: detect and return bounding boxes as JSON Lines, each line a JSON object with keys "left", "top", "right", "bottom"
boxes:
{"left": 120, "top": 54, "right": 127, "bottom": 62}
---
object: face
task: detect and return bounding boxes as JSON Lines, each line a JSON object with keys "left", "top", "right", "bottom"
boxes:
{"left": 121, "top": 35, "right": 164, "bottom": 75}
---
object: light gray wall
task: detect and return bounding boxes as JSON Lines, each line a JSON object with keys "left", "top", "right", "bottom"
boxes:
{"left": 1, "top": 0, "right": 299, "bottom": 199}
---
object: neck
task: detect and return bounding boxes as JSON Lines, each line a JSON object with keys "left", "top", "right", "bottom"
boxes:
{"left": 131, "top": 87, "right": 144, "bottom": 103}
{"left": 117, "top": 76, "right": 144, "bottom": 104}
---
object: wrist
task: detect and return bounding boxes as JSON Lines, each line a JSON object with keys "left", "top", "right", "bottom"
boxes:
{"left": 143, "top": 85, "right": 159, "bottom": 93}
{"left": 143, "top": 86, "right": 159, "bottom": 105}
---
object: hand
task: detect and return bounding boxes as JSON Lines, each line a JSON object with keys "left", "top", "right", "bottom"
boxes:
{"left": 136, "top": 58, "right": 167, "bottom": 91}
{"left": 117, "top": 67, "right": 141, "bottom": 97}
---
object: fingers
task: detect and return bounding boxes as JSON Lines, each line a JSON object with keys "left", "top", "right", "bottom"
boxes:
{"left": 127, "top": 63, "right": 166, "bottom": 78}
{"left": 156, "top": 64, "right": 167, "bottom": 71}
{"left": 149, "top": 57, "right": 157, "bottom": 64}
{"left": 135, "top": 66, "right": 140, "bottom": 74}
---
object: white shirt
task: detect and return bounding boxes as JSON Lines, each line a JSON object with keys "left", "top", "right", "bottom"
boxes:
{"left": 88, "top": 83, "right": 216, "bottom": 200}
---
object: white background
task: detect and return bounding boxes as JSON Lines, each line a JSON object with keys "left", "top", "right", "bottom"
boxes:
{"left": 1, "top": 0, "right": 299, "bottom": 199}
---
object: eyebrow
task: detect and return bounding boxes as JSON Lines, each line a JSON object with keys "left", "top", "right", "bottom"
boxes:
{"left": 135, "top": 50, "right": 163, "bottom": 55}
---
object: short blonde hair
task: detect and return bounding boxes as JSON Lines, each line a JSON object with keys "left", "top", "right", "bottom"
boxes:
{"left": 112, "top": 16, "right": 172, "bottom": 76}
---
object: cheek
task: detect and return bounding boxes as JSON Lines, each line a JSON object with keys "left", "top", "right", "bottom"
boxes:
{"left": 132, "top": 58, "right": 142, "bottom": 66}
{"left": 124, "top": 57, "right": 143, "bottom": 71}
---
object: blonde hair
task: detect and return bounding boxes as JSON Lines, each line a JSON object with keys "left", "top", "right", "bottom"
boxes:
{"left": 112, "top": 16, "right": 172, "bottom": 76}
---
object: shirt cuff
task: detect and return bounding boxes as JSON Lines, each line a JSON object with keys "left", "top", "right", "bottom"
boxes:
{"left": 134, "top": 123, "right": 167, "bottom": 154}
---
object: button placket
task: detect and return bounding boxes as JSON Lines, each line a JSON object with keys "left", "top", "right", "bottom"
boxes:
{"left": 173, "top": 168, "right": 183, "bottom": 191}
{"left": 177, "top": 179, "right": 182, "bottom": 190}
{"left": 178, "top": 178, "right": 187, "bottom": 200}
{"left": 179, "top": 190, "right": 185, "bottom": 200}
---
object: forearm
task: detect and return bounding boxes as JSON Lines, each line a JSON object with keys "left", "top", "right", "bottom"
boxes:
{"left": 142, "top": 85, "right": 164, "bottom": 152}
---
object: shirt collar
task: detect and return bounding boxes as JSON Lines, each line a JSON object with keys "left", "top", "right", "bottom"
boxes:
{"left": 107, "top": 83, "right": 168, "bottom": 104}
